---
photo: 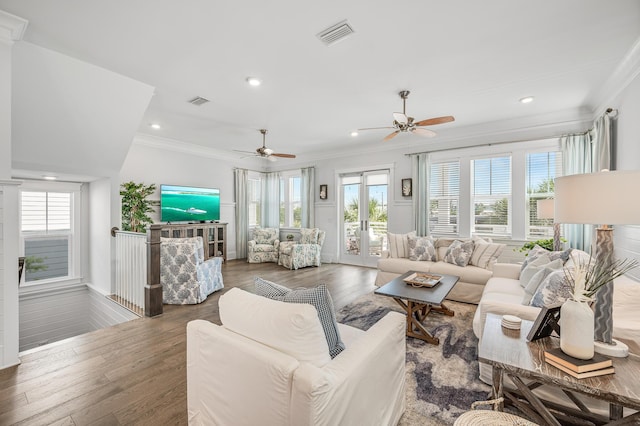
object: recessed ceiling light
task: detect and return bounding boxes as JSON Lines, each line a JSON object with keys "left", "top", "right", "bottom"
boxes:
{"left": 351, "top": 131, "right": 358, "bottom": 137}
{"left": 43, "top": 175, "right": 57, "bottom": 180}
{"left": 246, "top": 77, "right": 262, "bottom": 87}
{"left": 150, "top": 123, "right": 161, "bottom": 129}
{"left": 519, "top": 96, "right": 534, "bottom": 104}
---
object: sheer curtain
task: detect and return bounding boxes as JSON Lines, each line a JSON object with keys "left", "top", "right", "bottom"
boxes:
{"left": 560, "top": 113, "right": 612, "bottom": 252}
{"left": 411, "top": 153, "right": 430, "bottom": 236}
{"left": 234, "top": 168, "right": 249, "bottom": 259}
{"left": 261, "top": 171, "right": 280, "bottom": 228}
{"left": 300, "top": 167, "right": 315, "bottom": 228}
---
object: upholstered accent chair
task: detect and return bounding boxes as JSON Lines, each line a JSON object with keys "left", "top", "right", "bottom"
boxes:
{"left": 279, "top": 228, "right": 325, "bottom": 270}
{"left": 160, "top": 237, "right": 224, "bottom": 304}
{"left": 186, "top": 287, "right": 406, "bottom": 426}
{"left": 247, "top": 227, "right": 280, "bottom": 263}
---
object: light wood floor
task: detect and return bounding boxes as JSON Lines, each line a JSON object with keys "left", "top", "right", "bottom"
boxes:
{"left": 0, "top": 261, "right": 378, "bottom": 425}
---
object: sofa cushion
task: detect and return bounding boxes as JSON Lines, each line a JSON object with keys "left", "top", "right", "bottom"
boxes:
{"left": 522, "top": 260, "right": 563, "bottom": 305}
{"left": 253, "top": 227, "right": 278, "bottom": 244}
{"left": 219, "top": 287, "right": 331, "bottom": 367}
{"left": 443, "top": 240, "right": 475, "bottom": 267}
{"left": 482, "top": 276, "right": 524, "bottom": 297}
{"left": 470, "top": 241, "right": 506, "bottom": 269}
{"left": 300, "top": 228, "right": 320, "bottom": 244}
{"left": 519, "top": 254, "right": 552, "bottom": 287}
{"left": 430, "top": 261, "right": 493, "bottom": 285}
{"left": 408, "top": 236, "right": 436, "bottom": 261}
{"left": 530, "top": 270, "right": 573, "bottom": 308}
{"left": 254, "top": 278, "right": 345, "bottom": 358}
{"left": 387, "top": 231, "right": 416, "bottom": 258}
{"left": 521, "top": 245, "right": 572, "bottom": 271}
{"left": 377, "top": 257, "right": 434, "bottom": 275}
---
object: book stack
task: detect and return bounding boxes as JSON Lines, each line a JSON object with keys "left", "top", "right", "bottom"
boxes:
{"left": 544, "top": 347, "right": 614, "bottom": 379}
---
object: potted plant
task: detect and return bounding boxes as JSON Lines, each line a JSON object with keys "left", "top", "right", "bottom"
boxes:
{"left": 286, "top": 234, "right": 294, "bottom": 241}
{"left": 516, "top": 238, "right": 566, "bottom": 255}
{"left": 120, "top": 181, "right": 156, "bottom": 233}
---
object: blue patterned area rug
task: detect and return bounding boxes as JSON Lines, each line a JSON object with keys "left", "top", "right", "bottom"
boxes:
{"left": 336, "top": 293, "right": 491, "bottom": 425}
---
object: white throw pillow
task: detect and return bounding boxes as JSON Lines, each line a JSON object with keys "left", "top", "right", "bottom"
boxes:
{"left": 470, "top": 241, "right": 506, "bottom": 269}
{"left": 387, "top": 231, "right": 417, "bottom": 258}
{"left": 519, "top": 254, "right": 552, "bottom": 287}
{"left": 219, "top": 287, "right": 332, "bottom": 368}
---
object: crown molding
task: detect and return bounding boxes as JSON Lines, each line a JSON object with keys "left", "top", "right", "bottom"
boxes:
{"left": 588, "top": 35, "right": 640, "bottom": 116}
{"left": 0, "top": 10, "right": 28, "bottom": 45}
{"left": 134, "top": 133, "right": 242, "bottom": 162}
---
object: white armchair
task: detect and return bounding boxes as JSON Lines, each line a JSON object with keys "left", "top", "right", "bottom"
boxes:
{"left": 187, "top": 287, "right": 406, "bottom": 426}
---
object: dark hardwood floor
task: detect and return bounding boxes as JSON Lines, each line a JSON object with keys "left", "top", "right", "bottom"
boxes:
{"left": 0, "top": 261, "right": 378, "bottom": 425}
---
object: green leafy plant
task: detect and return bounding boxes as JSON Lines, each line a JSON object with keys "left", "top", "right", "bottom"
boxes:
{"left": 565, "top": 254, "right": 638, "bottom": 301}
{"left": 120, "top": 181, "right": 156, "bottom": 232}
{"left": 286, "top": 234, "right": 294, "bottom": 241}
{"left": 515, "top": 238, "right": 566, "bottom": 254}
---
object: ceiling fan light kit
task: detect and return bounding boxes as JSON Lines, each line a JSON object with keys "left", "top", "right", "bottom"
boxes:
{"left": 233, "top": 129, "right": 296, "bottom": 160}
{"left": 358, "top": 90, "right": 454, "bottom": 141}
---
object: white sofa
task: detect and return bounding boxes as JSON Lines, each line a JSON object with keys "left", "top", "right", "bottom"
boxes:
{"left": 376, "top": 237, "right": 502, "bottom": 304}
{"left": 186, "top": 288, "right": 407, "bottom": 426}
{"left": 472, "top": 261, "right": 640, "bottom": 416}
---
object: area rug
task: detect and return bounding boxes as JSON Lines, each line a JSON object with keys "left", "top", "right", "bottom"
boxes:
{"left": 336, "top": 293, "right": 491, "bottom": 425}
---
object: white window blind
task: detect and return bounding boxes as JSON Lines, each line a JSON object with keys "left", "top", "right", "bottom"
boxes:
{"left": 526, "top": 151, "right": 563, "bottom": 237}
{"left": 429, "top": 160, "right": 460, "bottom": 235}
{"left": 472, "top": 156, "right": 512, "bottom": 236}
{"left": 21, "top": 191, "right": 71, "bottom": 232}
{"left": 279, "top": 175, "right": 301, "bottom": 227}
{"left": 247, "top": 178, "right": 261, "bottom": 227}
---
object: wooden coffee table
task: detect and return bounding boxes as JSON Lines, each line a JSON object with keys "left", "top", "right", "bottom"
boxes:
{"left": 375, "top": 271, "right": 459, "bottom": 344}
{"left": 479, "top": 313, "right": 640, "bottom": 425}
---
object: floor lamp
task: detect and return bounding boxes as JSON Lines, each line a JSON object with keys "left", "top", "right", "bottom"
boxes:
{"left": 555, "top": 170, "right": 640, "bottom": 357}
{"left": 536, "top": 199, "right": 561, "bottom": 251}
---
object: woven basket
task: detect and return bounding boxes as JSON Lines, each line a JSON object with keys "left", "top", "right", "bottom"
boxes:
{"left": 454, "top": 410, "right": 538, "bottom": 425}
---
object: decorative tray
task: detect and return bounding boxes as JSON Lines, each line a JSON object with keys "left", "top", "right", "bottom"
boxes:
{"left": 403, "top": 272, "right": 442, "bottom": 288}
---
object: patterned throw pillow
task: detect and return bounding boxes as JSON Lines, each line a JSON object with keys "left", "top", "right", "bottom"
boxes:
{"left": 387, "top": 231, "right": 417, "bottom": 258}
{"left": 521, "top": 245, "right": 572, "bottom": 272}
{"left": 519, "top": 254, "right": 552, "bottom": 288}
{"left": 529, "top": 269, "right": 573, "bottom": 308}
{"left": 522, "top": 260, "right": 563, "bottom": 305}
{"left": 470, "top": 241, "right": 506, "bottom": 269}
{"left": 443, "top": 240, "right": 475, "bottom": 267}
{"left": 300, "top": 228, "right": 320, "bottom": 244}
{"left": 253, "top": 228, "right": 276, "bottom": 244}
{"left": 254, "top": 277, "right": 345, "bottom": 358}
{"left": 408, "top": 236, "right": 436, "bottom": 261}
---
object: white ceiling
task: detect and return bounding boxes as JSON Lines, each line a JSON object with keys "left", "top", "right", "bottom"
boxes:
{"left": 2, "top": 0, "right": 640, "bottom": 162}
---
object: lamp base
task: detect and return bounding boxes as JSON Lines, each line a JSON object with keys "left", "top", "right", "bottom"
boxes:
{"left": 594, "top": 339, "right": 628, "bottom": 358}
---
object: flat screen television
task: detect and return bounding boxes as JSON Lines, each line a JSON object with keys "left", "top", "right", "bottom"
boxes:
{"left": 160, "top": 184, "right": 220, "bottom": 222}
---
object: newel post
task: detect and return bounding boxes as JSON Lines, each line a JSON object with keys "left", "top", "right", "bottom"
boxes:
{"left": 145, "top": 224, "right": 163, "bottom": 317}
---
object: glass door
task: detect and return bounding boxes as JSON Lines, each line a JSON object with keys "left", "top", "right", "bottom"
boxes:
{"left": 339, "top": 171, "right": 388, "bottom": 267}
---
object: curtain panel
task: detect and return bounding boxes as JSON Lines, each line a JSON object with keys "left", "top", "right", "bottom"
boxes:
{"left": 234, "top": 168, "right": 249, "bottom": 259}
{"left": 261, "top": 172, "right": 280, "bottom": 228}
{"left": 301, "top": 167, "right": 315, "bottom": 228}
{"left": 411, "top": 153, "right": 430, "bottom": 236}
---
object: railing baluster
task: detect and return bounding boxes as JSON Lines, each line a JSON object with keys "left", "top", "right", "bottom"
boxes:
{"left": 113, "top": 230, "right": 147, "bottom": 316}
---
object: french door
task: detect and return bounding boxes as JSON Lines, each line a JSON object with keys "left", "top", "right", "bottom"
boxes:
{"left": 339, "top": 170, "right": 388, "bottom": 267}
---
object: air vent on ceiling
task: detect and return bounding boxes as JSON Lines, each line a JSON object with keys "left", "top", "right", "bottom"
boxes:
{"left": 188, "top": 96, "right": 210, "bottom": 106}
{"left": 317, "top": 20, "right": 355, "bottom": 46}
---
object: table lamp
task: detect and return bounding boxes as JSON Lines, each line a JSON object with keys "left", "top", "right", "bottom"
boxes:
{"left": 555, "top": 170, "right": 640, "bottom": 357}
{"left": 536, "top": 198, "right": 561, "bottom": 251}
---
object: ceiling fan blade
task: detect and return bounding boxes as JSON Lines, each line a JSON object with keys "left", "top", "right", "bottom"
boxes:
{"left": 414, "top": 116, "right": 455, "bottom": 127}
{"left": 233, "top": 149, "right": 257, "bottom": 155}
{"left": 271, "top": 153, "right": 296, "bottom": 158}
{"left": 393, "top": 112, "right": 408, "bottom": 124}
{"left": 411, "top": 127, "right": 437, "bottom": 138}
{"left": 357, "top": 126, "right": 396, "bottom": 131}
{"left": 383, "top": 131, "right": 400, "bottom": 142}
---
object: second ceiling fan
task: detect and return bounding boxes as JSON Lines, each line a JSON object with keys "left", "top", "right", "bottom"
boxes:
{"left": 235, "top": 129, "right": 296, "bottom": 161}
{"left": 359, "top": 90, "right": 455, "bottom": 141}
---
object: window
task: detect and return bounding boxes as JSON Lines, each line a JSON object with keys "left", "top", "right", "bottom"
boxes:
{"left": 247, "top": 178, "right": 261, "bottom": 227}
{"left": 527, "top": 151, "right": 562, "bottom": 237}
{"left": 429, "top": 160, "right": 460, "bottom": 235}
{"left": 472, "top": 156, "right": 512, "bottom": 236}
{"left": 19, "top": 181, "right": 81, "bottom": 285}
{"left": 279, "top": 173, "right": 301, "bottom": 227}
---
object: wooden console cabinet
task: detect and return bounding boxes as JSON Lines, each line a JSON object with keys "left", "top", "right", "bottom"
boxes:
{"left": 153, "top": 222, "right": 227, "bottom": 261}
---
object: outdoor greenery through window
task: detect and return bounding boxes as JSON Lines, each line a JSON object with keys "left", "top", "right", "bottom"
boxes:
{"left": 429, "top": 160, "right": 460, "bottom": 235}
{"left": 527, "top": 151, "right": 562, "bottom": 237}
{"left": 280, "top": 175, "right": 301, "bottom": 227}
{"left": 472, "top": 156, "right": 512, "bottom": 236}
{"left": 20, "top": 182, "right": 80, "bottom": 284}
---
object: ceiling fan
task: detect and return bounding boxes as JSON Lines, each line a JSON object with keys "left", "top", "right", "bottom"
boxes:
{"left": 235, "top": 129, "right": 296, "bottom": 161}
{"left": 358, "top": 90, "right": 455, "bottom": 141}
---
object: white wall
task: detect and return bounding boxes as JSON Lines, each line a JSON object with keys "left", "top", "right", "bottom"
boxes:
{"left": 88, "top": 177, "right": 117, "bottom": 295}
{"left": 610, "top": 70, "right": 640, "bottom": 280}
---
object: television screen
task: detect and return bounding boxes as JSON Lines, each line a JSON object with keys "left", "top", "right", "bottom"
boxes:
{"left": 160, "top": 185, "right": 220, "bottom": 222}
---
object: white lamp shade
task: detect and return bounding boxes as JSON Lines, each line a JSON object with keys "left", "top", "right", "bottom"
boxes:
{"left": 555, "top": 170, "right": 640, "bottom": 225}
{"left": 537, "top": 199, "right": 554, "bottom": 220}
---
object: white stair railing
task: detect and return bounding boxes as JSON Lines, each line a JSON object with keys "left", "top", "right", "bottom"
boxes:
{"left": 114, "top": 230, "right": 147, "bottom": 315}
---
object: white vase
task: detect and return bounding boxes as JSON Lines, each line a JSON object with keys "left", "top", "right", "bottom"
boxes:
{"left": 560, "top": 299, "right": 595, "bottom": 360}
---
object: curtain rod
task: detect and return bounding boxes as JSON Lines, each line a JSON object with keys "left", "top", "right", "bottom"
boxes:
{"left": 405, "top": 107, "right": 617, "bottom": 157}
